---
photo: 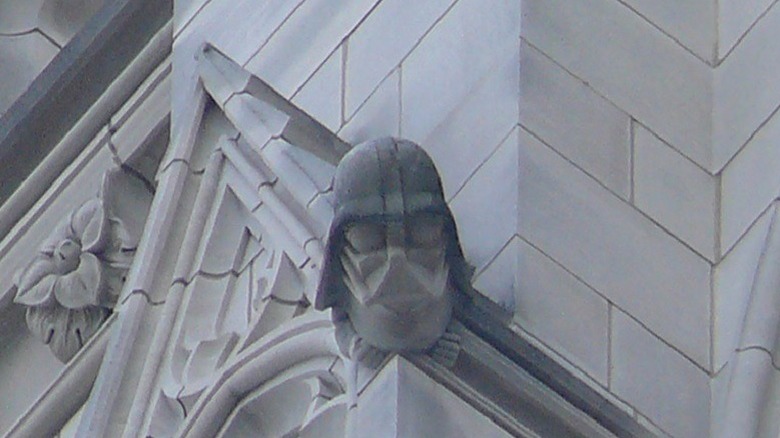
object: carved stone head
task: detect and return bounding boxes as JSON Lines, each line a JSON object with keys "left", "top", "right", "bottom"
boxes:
{"left": 316, "top": 137, "right": 472, "bottom": 352}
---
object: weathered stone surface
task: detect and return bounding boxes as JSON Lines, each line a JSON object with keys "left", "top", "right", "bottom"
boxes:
{"left": 517, "top": 126, "right": 711, "bottom": 368}
{"left": 511, "top": 237, "right": 609, "bottom": 385}
{"left": 173, "top": 0, "right": 210, "bottom": 35}
{"left": 520, "top": 41, "right": 631, "bottom": 199}
{"left": 244, "top": 0, "right": 380, "bottom": 97}
{"left": 356, "top": 357, "right": 513, "bottom": 438}
{"left": 734, "top": 206, "right": 780, "bottom": 362}
{"left": 714, "top": 3, "right": 780, "bottom": 171}
{"left": 401, "top": 0, "right": 520, "bottom": 143}
{"left": 176, "top": 0, "right": 302, "bottom": 68}
{"left": 424, "top": 46, "right": 519, "bottom": 199}
{"left": 0, "top": 33, "right": 59, "bottom": 115}
{"left": 472, "top": 236, "right": 517, "bottom": 312}
{"left": 0, "top": 307, "right": 64, "bottom": 433}
{"left": 171, "top": 0, "right": 301, "bottom": 133}
{"left": 0, "top": 1, "right": 45, "bottom": 33}
{"left": 340, "top": 69, "right": 400, "bottom": 145}
{"left": 37, "top": 0, "right": 104, "bottom": 45}
{"left": 344, "top": 0, "right": 455, "bottom": 117}
{"left": 718, "top": 0, "right": 775, "bottom": 58}
{"left": 523, "top": 0, "right": 712, "bottom": 170}
{"left": 634, "top": 123, "right": 717, "bottom": 261}
{"left": 292, "top": 47, "right": 343, "bottom": 132}
{"left": 621, "top": 0, "right": 715, "bottom": 61}
{"left": 635, "top": 413, "right": 673, "bottom": 438}
{"left": 450, "top": 129, "right": 518, "bottom": 272}
{"left": 611, "top": 309, "right": 710, "bottom": 438}
{"left": 111, "top": 73, "right": 171, "bottom": 164}
{"left": 720, "top": 109, "right": 780, "bottom": 254}
{"left": 713, "top": 204, "right": 774, "bottom": 369}
{"left": 714, "top": 348, "right": 780, "bottom": 438}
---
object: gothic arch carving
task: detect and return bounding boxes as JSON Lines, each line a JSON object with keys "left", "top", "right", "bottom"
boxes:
{"left": 176, "top": 314, "right": 345, "bottom": 438}
{"left": 136, "top": 43, "right": 350, "bottom": 436}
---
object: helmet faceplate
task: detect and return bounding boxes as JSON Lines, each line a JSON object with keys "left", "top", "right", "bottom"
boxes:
{"left": 315, "top": 137, "right": 472, "bottom": 310}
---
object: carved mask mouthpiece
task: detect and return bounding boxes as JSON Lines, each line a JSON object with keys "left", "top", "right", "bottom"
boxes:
{"left": 340, "top": 224, "right": 450, "bottom": 314}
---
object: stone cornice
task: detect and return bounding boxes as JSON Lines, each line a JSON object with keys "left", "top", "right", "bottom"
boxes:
{"left": 452, "top": 294, "right": 651, "bottom": 437}
{"left": 0, "top": 0, "right": 171, "bottom": 235}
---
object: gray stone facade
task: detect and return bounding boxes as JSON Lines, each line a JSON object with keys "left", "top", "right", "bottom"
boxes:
{"left": 0, "top": 1, "right": 779, "bottom": 437}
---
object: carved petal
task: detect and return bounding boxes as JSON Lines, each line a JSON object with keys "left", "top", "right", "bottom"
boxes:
{"left": 71, "top": 199, "right": 99, "bottom": 236}
{"left": 55, "top": 253, "right": 103, "bottom": 309}
{"left": 100, "top": 167, "right": 152, "bottom": 249}
{"left": 16, "top": 255, "right": 56, "bottom": 292}
{"left": 15, "top": 274, "right": 57, "bottom": 306}
{"left": 77, "top": 201, "right": 109, "bottom": 253}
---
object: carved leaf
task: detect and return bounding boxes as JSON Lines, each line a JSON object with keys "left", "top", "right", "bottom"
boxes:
{"left": 78, "top": 202, "right": 109, "bottom": 253}
{"left": 101, "top": 219, "right": 136, "bottom": 270}
{"left": 16, "top": 253, "right": 56, "bottom": 291}
{"left": 183, "top": 333, "right": 240, "bottom": 387}
{"left": 100, "top": 167, "right": 153, "bottom": 249}
{"left": 26, "top": 304, "right": 109, "bottom": 362}
{"left": 71, "top": 199, "right": 97, "bottom": 235}
{"left": 262, "top": 251, "right": 305, "bottom": 303}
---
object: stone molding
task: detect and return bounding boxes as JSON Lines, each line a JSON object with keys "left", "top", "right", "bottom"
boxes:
{"left": 5, "top": 313, "right": 114, "bottom": 438}
{"left": 110, "top": 43, "right": 344, "bottom": 437}
{"left": 0, "top": 21, "right": 171, "bottom": 434}
{"left": 197, "top": 43, "right": 350, "bottom": 168}
{"left": 0, "top": 0, "right": 171, "bottom": 226}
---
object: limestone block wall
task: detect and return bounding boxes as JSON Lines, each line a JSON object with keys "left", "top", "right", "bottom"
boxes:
{"left": 521, "top": 0, "right": 780, "bottom": 437}
{"left": 176, "top": 0, "right": 780, "bottom": 436}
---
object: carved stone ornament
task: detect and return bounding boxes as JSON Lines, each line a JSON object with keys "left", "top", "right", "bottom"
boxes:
{"left": 315, "top": 137, "right": 473, "bottom": 367}
{"left": 13, "top": 168, "right": 151, "bottom": 362}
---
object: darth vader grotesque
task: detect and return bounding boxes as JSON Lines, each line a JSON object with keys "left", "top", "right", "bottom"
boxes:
{"left": 316, "top": 137, "right": 472, "bottom": 365}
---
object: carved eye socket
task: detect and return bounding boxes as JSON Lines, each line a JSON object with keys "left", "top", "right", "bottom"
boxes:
{"left": 409, "top": 216, "right": 444, "bottom": 248}
{"left": 345, "top": 223, "right": 385, "bottom": 253}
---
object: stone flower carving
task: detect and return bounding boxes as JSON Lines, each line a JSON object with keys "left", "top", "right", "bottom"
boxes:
{"left": 13, "top": 169, "right": 150, "bottom": 362}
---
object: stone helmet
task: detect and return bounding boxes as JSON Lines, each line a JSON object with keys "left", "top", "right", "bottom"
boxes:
{"left": 315, "top": 137, "right": 473, "bottom": 310}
